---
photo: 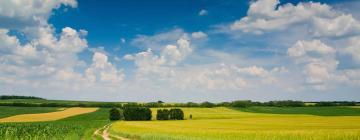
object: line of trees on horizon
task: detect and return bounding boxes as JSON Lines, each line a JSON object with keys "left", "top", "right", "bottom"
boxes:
{"left": 0, "top": 95, "right": 358, "bottom": 108}
{"left": 0, "top": 95, "right": 45, "bottom": 100}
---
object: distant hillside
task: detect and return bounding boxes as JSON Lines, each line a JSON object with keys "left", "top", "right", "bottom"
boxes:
{"left": 0, "top": 95, "right": 45, "bottom": 100}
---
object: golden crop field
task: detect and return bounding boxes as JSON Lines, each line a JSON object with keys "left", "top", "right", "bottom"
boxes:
{"left": 110, "top": 107, "right": 360, "bottom": 140}
{"left": 0, "top": 107, "right": 98, "bottom": 122}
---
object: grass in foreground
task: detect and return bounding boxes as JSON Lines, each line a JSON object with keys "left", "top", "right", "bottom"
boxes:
{"left": 111, "top": 107, "right": 360, "bottom": 140}
{"left": 0, "top": 108, "right": 110, "bottom": 139}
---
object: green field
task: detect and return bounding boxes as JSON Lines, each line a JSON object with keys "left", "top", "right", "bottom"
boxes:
{"left": 0, "top": 107, "right": 110, "bottom": 139}
{"left": 0, "top": 106, "right": 62, "bottom": 118}
{"left": 110, "top": 107, "right": 360, "bottom": 140}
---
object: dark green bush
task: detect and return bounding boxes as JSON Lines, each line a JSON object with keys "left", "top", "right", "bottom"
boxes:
{"left": 169, "top": 109, "right": 184, "bottom": 120}
{"left": 156, "top": 109, "right": 170, "bottom": 120}
{"left": 123, "top": 107, "right": 152, "bottom": 121}
{"left": 109, "top": 108, "right": 123, "bottom": 121}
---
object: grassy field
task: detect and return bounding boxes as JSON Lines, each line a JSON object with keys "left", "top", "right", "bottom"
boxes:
{"left": 0, "top": 107, "right": 98, "bottom": 122}
{"left": 0, "top": 106, "right": 62, "bottom": 118}
{"left": 110, "top": 107, "right": 360, "bottom": 140}
{"left": 0, "top": 107, "right": 110, "bottom": 139}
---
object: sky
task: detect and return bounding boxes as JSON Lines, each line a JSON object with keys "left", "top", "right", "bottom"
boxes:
{"left": 1, "top": 0, "right": 360, "bottom": 102}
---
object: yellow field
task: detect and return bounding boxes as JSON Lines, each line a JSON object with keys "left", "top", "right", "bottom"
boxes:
{"left": 0, "top": 107, "right": 98, "bottom": 122}
{"left": 110, "top": 107, "right": 360, "bottom": 140}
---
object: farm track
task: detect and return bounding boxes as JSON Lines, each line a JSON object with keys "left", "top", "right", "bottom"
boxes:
{"left": 94, "top": 123, "right": 130, "bottom": 140}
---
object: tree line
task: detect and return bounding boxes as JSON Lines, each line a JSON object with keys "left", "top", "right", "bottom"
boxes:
{"left": 0, "top": 95, "right": 357, "bottom": 108}
{"left": 109, "top": 107, "right": 185, "bottom": 121}
{"left": 0, "top": 95, "right": 44, "bottom": 100}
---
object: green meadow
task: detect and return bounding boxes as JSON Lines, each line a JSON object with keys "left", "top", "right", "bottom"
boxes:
{"left": 110, "top": 107, "right": 360, "bottom": 140}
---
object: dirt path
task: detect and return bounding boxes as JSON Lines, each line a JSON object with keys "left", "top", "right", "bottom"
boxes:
{"left": 93, "top": 123, "right": 130, "bottom": 140}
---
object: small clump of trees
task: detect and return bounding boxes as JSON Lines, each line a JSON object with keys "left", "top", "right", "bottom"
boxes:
{"left": 123, "top": 107, "right": 152, "bottom": 121}
{"left": 156, "top": 109, "right": 170, "bottom": 120}
{"left": 156, "top": 109, "right": 184, "bottom": 120}
{"left": 109, "top": 108, "right": 124, "bottom": 121}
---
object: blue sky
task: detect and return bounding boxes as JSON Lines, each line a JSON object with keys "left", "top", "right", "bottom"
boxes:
{"left": 1, "top": 0, "right": 360, "bottom": 102}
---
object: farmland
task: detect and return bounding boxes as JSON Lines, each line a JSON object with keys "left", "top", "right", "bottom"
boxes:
{"left": 0, "top": 107, "right": 109, "bottom": 139}
{"left": 1, "top": 98, "right": 360, "bottom": 140}
{"left": 0, "top": 106, "right": 62, "bottom": 118}
{"left": 110, "top": 107, "right": 360, "bottom": 140}
{"left": 0, "top": 107, "right": 98, "bottom": 122}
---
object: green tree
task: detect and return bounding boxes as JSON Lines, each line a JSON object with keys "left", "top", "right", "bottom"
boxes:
{"left": 109, "top": 108, "right": 123, "bottom": 121}
{"left": 169, "top": 109, "right": 184, "bottom": 120}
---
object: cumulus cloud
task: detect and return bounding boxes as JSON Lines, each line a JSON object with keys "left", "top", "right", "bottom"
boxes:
{"left": 85, "top": 52, "right": 124, "bottom": 84}
{"left": 126, "top": 37, "right": 192, "bottom": 81}
{"left": 229, "top": 0, "right": 360, "bottom": 37}
{"left": 0, "top": 0, "right": 77, "bottom": 29}
{"left": 287, "top": 40, "right": 342, "bottom": 90}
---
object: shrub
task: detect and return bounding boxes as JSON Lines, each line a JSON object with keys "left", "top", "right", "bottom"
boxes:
{"left": 109, "top": 108, "right": 124, "bottom": 121}
{"left": 123, "top": 107, "right": 152, "bottom": 121}
{"left": 169, "top": 109, "right": 184, "bottom": 120}
{"left": 156, "top": 109, "right": 170, "bottom": 120}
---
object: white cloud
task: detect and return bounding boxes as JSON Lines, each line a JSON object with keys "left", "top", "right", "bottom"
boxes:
{"left": 198, "top": 9, "right": 208, "bottom": 16}
{"left": 131, "top": 28, "right": 188, "bottom": 51}
{"left": 344, "top": 36, "right": 360, "bottom": 64}
{"left": 287, "top": 40, "right": 340, "bottom": 90}
{"left": 229, "top": 0, "right": 360, "bottom": 37}
{"left": 128, "top": 37, "right": 192, "bottom": 81}
{"left": 85, "top": 52, "right": 124, "bottom": 84}
{"left": 191, "top": 31, "right": 208, "bottom": 39}
{"left": 123, "top": 54, "right": 135, "bottom": 61}
{"left": 0, "top": 0, "right": 77, "bottom": 28}
{"left": 288, "top": 39, "right": 336, "bottom": 58}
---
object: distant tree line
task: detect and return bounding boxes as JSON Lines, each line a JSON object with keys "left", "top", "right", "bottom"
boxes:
{"left": 0, "top": 96, "right": 357, "bottom": 108}
{"left": 0, "top": 95, "right": 44, "bottom": 100}
{"left": 313, "top": 101, "right": 357, "bottom": 106}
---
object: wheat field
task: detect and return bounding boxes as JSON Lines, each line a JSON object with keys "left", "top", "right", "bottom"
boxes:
{"left": 0, "top": 107, "right": 98, "bottom": 122}
{"left": 110, "top": 107, "right": 360, "bottom": 140}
